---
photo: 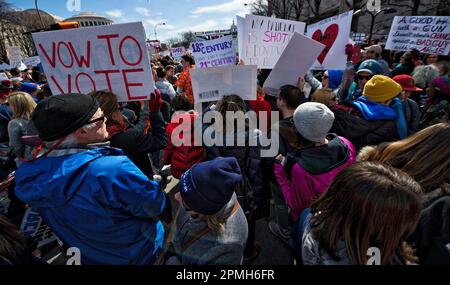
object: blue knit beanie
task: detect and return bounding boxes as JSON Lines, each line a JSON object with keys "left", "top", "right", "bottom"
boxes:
{"left": 357, "top": 59, "right": 382, "bottom": 75}
{"left": 179, "top": 157, "right": 242, "bottom": 215}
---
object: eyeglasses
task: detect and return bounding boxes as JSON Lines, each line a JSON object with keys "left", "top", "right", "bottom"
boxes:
{"left": 86, "top": 115, "right": 106, "bottom": 125}
{"left": 358, "top": 75, "right": 373, "bottom": 81}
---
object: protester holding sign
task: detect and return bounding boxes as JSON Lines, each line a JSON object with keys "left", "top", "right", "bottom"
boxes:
{"left": 344, "top": 59, "right": 383, "bottom": 102}
{"left": 91, "top": 90, "right": 167, "bottom": 177}
{"left": 14, "top": 93, "right": 170, "bottom": 265}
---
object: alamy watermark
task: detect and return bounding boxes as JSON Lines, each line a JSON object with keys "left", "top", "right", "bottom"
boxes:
{"left": 66, "top": 247, "right": 81, "bottom": 265}
{"left": 66, "top": 0, "right": 81, "bottom": 12}
{"left": 367, "top": 247, "right": 381, "bottom": 265}
{"left": 169, "top": 108, "right": 280, "bottom": 158}
{"left": 366, "top": 0, "right": 381, "bottom": 13}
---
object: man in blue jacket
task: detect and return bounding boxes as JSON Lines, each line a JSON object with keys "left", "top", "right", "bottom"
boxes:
{"left": 15, "top": 93, "right": 168, "bottom": 265}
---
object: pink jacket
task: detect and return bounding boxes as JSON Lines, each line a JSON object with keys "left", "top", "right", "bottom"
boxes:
{"left": 274, "top": 135, "right": 356, "bottom": 221}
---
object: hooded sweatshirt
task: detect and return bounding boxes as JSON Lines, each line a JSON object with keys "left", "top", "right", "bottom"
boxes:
{"left": 163, "top": 111, "right": 204, "bottom": 179}
{"left": 274, "top": 134, "right": 356, "bottom": 221}
{"left": 14, "top": 146, "right": 166, "bottom": 265}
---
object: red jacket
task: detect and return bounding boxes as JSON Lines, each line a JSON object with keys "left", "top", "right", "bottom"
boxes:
{"left": 163, "top": 111, "right": 204, "bottom": 178}
{"left": 248, "top": 93, "right": 272, "bottom": 132}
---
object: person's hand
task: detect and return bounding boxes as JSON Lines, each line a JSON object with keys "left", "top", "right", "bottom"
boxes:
{"left": 238, "top": 59, "right": 245, "bottom": 65}
{"left": 345, "top": 44, "right": 354, "bottom": 62}
{"left": 149, "top": 90, "right": 163, "bottom": 112}
{"left": 297, "top": 76, "right": 305, "bottom": 90}
{"left": 275, "top": 154, "right": 285, "bottom": 166}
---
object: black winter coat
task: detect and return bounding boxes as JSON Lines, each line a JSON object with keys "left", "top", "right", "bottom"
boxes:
{"left": 204, "top": 129, "right": 267, "bottom": 211}
{"left": 414, "top": 194, "right": 450, "bottom": 265}
{"left": 330, "top": 103, "right": 399, "bottom": 151}
{"left": 110, "top": 111, "right": 168, "bottom": 177}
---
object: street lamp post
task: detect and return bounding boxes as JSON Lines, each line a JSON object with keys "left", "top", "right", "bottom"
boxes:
{"left": 154, "top": 22, "right": 166, "bottom": 41}
{"left": 354, "top": 8, "right": 396, "bottom": 45}
{"left": 35, "top": 0, "right": 45, "bottom": 29}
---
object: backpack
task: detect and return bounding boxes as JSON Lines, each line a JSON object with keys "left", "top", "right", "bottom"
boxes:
{"left": 219, "top": 146, "right": 256, "bottom": 218}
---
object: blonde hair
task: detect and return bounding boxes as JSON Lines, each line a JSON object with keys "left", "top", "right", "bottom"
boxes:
{"left": 8, "top": 92, "right": 37, "bottom": 120}
{"left": 311, "top": 88, "right": 335, "bottom": 107}
{"left": 358, "top": 123, "right": 450, "bottom": 193}
{"left": 205, "top": 215, "right": 226, "bottom": 234}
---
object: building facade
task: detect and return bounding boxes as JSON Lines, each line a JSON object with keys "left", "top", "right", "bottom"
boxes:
{"left": 63, "top": 12, "right": 113, "bottom": 27}
{"left": 194, "top": 20, "right": 238, "bottom": 53}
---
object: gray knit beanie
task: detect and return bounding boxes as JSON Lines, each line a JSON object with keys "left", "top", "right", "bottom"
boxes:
{"left": 293, "top": 102, "right": 335, "bottom": 143}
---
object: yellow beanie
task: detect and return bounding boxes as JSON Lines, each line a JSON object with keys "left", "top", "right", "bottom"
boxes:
{"left": 363, "top": 75, "right": 402, "bottom": 103}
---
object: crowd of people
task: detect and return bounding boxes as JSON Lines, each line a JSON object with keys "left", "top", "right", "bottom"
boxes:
{"left": 0, "top": 40, "right": 449, "bottom": 266}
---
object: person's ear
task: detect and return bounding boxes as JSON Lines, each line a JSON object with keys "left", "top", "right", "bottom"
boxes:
{"left": 111, "top": 111, "right": 122, "bottom": 122}
{"left": 74, "top": 127, "right": 89, "bottom": 138}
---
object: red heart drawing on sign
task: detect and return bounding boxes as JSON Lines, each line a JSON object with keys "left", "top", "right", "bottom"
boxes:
{"left": 312, "top": 24, "right": 339, "bottom": 65}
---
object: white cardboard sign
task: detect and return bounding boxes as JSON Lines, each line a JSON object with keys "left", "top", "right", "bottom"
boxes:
{"left": 237, "top": 15, "right": 245, "bottom": 58}
{"left": 191, "top": 35, "right": 235, "bottom": 68}
{"left": 190, "top": 65, "right": 257, "bottom": 103}
{"left": 306, "top": 10, "right": 353, "bottom": 70}
{"left": 171, "top": 47, "right": 186, "bottom": 61}
{"left": 6, "top": 46, "right": 23, "bottom": 68}
{"left": 385, "top": 16, "right": 450, "bottom": 56}
{"left": 32, "top": 22, "right": 154, "bottom": 102}
{"left": 241, "top": 14, "right": 306, "bottom": 69}
{"left": 22, "top": 56, "right": 41, "bottom": 67}
{"left": 264, "top": 32, "right": 325, "bottom": 94}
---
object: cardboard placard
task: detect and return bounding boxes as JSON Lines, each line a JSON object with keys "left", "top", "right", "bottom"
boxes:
{"left": 190, "top": 65, "right": 257, "bottom": 103}
{"left": 241, "top": 14, "right": 306, "bottom": 69}
{"left": 237, "top": 15, "right": 245, "bottom": 58}
{"left": 22, "top": 56, "right": 41, "bottom": 67}
{"left": 6, "top": 46, "right": 23, "bottom": 69}
{"left": 32, "top": 22, "right": 154, "bottom": 102}
{"left": 306, "top": 10, "right": 353, "bottom": 70}
{"left": 385, "top": 16, "right": 450, "bottom": 56}
{"left": 264, "top": 32, "right": 325, "bottom": 94}
{"left": 171, "top": 47, "right": 186, "bottom": 61}
{"left": 191, "top": 35, "right": 235, "bottom": 68}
